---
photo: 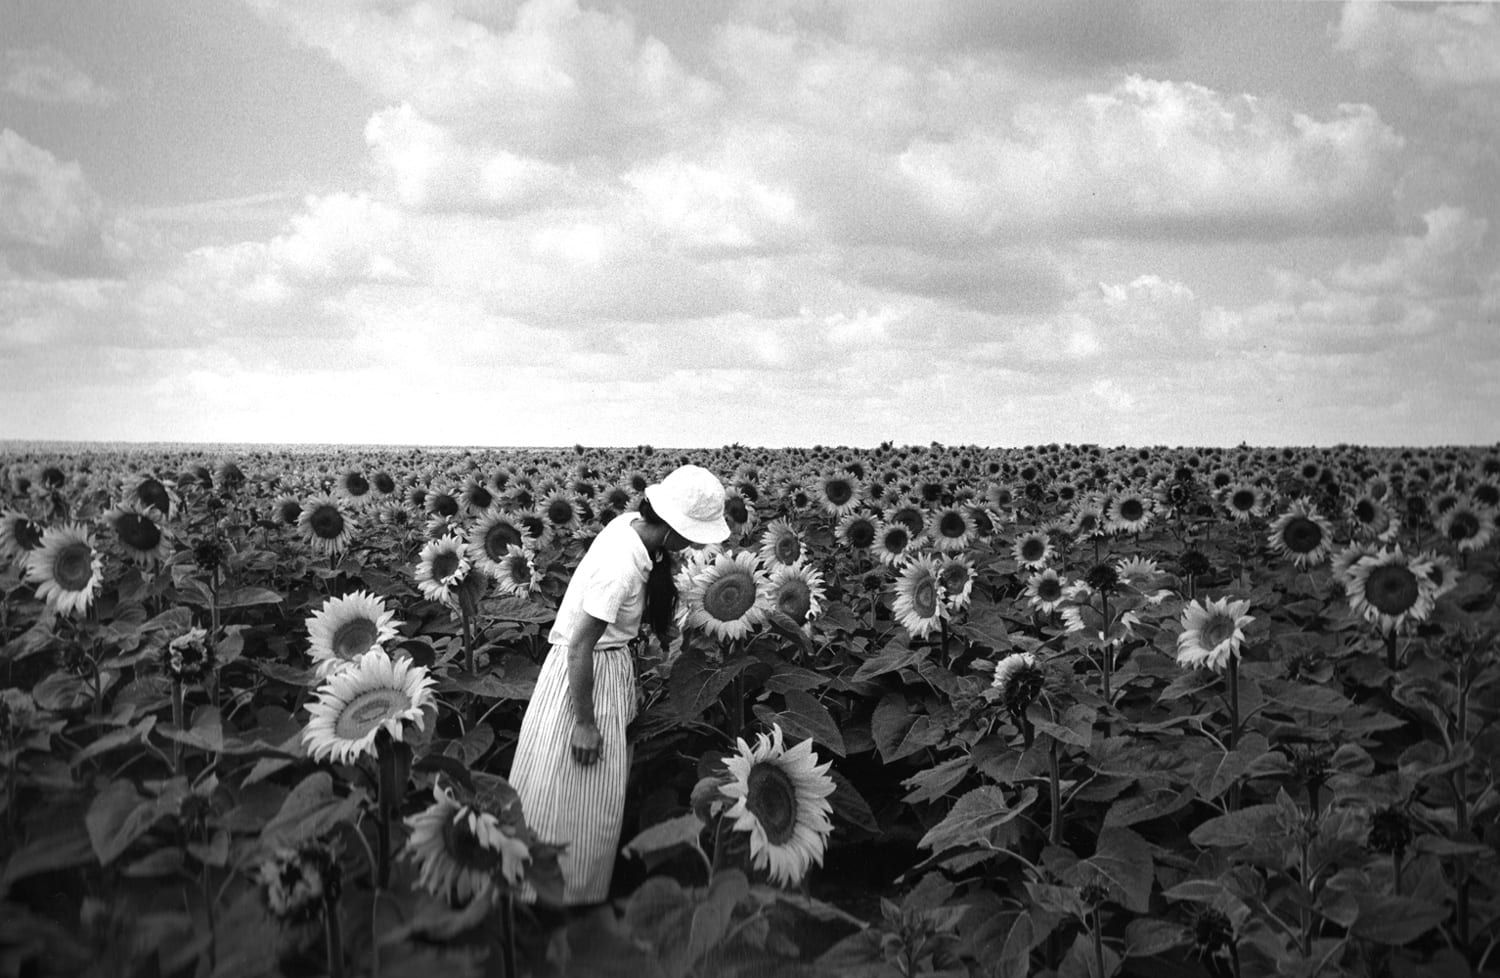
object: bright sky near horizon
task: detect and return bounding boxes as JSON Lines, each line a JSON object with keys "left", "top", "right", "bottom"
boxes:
{"left": 1, "top": 0, "right": 1496, "bottom": 449}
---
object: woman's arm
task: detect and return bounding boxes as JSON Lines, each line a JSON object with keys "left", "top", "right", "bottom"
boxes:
{"left": 567, "top": 613, "right": 609, "bottom": 766}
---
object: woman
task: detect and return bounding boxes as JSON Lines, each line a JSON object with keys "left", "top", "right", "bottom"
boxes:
{"left": 508, "top": 463, "right": 730, "bottom": 906}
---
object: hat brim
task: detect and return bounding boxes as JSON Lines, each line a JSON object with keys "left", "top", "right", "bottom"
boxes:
{"left": 645, "top": 485, "right": 732, "bottom": 544}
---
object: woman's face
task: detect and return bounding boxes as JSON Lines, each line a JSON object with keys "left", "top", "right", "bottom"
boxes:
{"left": 663, "top": 526, "right": 699, "bottom": 552}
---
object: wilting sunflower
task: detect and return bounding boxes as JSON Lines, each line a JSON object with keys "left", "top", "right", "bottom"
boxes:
{"left": 1107, "top": 491, "right": 1153, "bottom": 535}
{"left": 25, "top": 522, "right": 103, "bottom": 617}
{"left": 415, "top": 534, "right": 471, "bottom": 606}
{"left": 335, "top": 470, "right": 373, "bottom": 507}
{"left": 306, "top": 590, "right": 401, "bottom": 679}
{"left": 107, "top": 499, "right": 173, "bottom": 566}
{"left": 1024, "top": 568, "right": 1067, "bottom": 614}
{"left": 298, "top": 493, "right": 356, "bottom": 556}
{"left": 301, "top": 647, "right": 435, "bottom": 766}
{"left": 682, "top": 550, "right": 772, "bottom": 641}
{"left": 937, "top": 555, "right": 975, "bottom": 611}
{"left": 873, "top": 521, "right": 915, "bottom": 567}
{"left": 1221, "top": 483, "right": 1266, "bottom": 522}
{"left": 719, "top": 724, "right": 835, "bottom": 888}
{"left": 404, "top": 782, "right": 530, "bottom": 902}
{"left": 892, "top": 555, "right": 946, "bottom": 639}
{"left": 757, "top": 518, "right": 804, "bottom": 570}
{"left": 0, "top": 510, "right": 46, "bottom": 566}
{"left": 768, "top": 560, "right": 826, "bottom": 629}
{"left": 1267, "top": 498, "right": 1334, "bottom": 567}
{"left": 814, "top": 473, "right": 862, "bottom": 518}
{"left": 929, "top": 506, "right": 975, "bottom": 553}
{"left": 492, "top": 544, "right": 540, "bottom": 598}
{"left": 1438, "top": 497, "right": 1495, "bottom": 553}
{"left": 1346, "top": 548, "right": 1437, "bottom": 635}
{"left": 992, "top": 652, "right": 1045, "bottom": 717}
{"left": 1011, "top": 530, "right": 1052, "bottom": 569}
{"left": 1176, "top": 597, "right": 1254, "bottom": 672}
{"left": 836, "top": 512, "right": 879, "bottom": 551}
{"left": 467, "top": 510, "right": 527, "bottom": 577}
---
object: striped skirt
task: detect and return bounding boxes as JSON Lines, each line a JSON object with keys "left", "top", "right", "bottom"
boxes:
{"left": 508, "top": 642, "right": 637, "bottom": 905}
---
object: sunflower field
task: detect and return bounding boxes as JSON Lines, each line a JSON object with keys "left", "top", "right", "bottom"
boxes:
{"left": 1, "top": 442, "right": 1498, "bottom": 978}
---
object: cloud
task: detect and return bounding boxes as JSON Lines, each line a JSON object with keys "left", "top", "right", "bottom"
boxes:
{"left": 0, "top": 128, "right": 120, "bottom": 278}
{"left": 1337, "top": 2, "right": 1500, "bottom": 89}
{"left": 2, "top": 45, "right": 118, "bottom": 106}
{"left": 895, "top": 76, "right": 1404, "bottom": 240}
{"left": 245, "top": 0, "right": 720, "bottom": 159}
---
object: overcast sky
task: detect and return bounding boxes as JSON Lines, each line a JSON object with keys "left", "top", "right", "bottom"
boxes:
{"left": 1, "top": 0, "right": 1496, "bottom": 449}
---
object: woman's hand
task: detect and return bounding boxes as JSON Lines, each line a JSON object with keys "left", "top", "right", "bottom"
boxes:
{"left": 570, "top": 719, "right": 603, "bottom": 766}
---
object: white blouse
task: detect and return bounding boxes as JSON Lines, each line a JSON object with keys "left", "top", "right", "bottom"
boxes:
{"left": 549, "top": 512, "right": 652, "bottom": 649}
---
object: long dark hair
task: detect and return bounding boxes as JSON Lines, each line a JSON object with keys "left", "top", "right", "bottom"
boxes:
{"left": 637, "top": 497, "right": 679, "bottom": 646}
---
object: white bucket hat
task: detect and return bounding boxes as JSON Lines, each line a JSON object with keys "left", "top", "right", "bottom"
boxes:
{"left": 644, "top": 464, "right": 731, "bottom": 545}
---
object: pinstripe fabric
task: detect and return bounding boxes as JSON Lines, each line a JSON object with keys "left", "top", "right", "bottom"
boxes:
{"left": 509, "top": 641, "right": 637, "bottom": 904}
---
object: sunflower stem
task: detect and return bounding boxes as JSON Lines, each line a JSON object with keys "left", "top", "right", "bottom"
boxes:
{"left": 1385, "top": 631, "right": 1398, "bottom": 672}
{"left": 1047, "top": 736, "right": 1063, "bottom": 847}
{"left": 1392, "top": 847, "right": 1402, "bottom": 897}
{"left": 1090, "top": 905, "right": 1106, "bottom": 978}
{"left": 324, "top": 895, "right": 344, "bottom": 978}
{"left": 501, "top": 891, "right": 517, "bottom": 978}
{"left": 1226, "top": 657, "right": 1240, "bottom": 811}
{"left": 171, "top": 681, "right": 185, "bottom": 776}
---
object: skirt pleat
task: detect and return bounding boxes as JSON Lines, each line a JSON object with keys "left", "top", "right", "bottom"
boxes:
{"left": 508, "top": 642, "right": 635, "bottom": 905}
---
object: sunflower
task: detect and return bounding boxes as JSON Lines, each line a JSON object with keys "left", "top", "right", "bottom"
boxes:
{"left": 335, "top": 470, "right": 373, "bottom": 507}
{"left": 1348, "top": 493, "right": 1391, "bottom": 538}
{"left": 723, "top": 488, "right": 757, "bottom": 540}
{"left": 467, "top": 510, "right": 528, "bottom": 577}
{"left": 719, "top": 724, "right": 835, "bottom": 887}
{"left": 758, "top": 518, "right": 804, "bottom": 570}
{"left": 768, "top": 560, "right": 826, "bottom": 629}
{"left": 131, "top": 477, "right": 178, "bottom": 518}
{"left": 1267, "top": 498, "right": 1334, "bottom": 568}
{"left": 0, "top": 510, "right": 46, "bottom": 566}
{"left": 255, "top": 841, "right": 341, "bottom": 923}
{"left": 460, "top": 478, "right": 496, "bottom": 516}
{"left": 1024, "top": 568, "right": 1067, "bottom": 614}
{"left": 301, "top": 647, "right": 435, "bottom": 766}
{"left": 404, "top": 782, "right": 530, "bottom": 902}
{"left": 306, "top": 590, "right": 402, "bottom": 679}
{"left": 1011, "top": 530, "right": 1052, "bottom": 569}
{"left": 1438, "top": 497, "right": 1494, "bottom": 553}
{"left": 492, "top": 544, "right": 540, "bottom": 598}
{"left": 886, "top": 505, "right": 926, "bottom": 541}
{"left": 938, "top": 555, "right": 975, "bottom": 611}
{"left": 425, "top": 490, "right": 461, "bottom": 519}
{"left": 106, "top": 499, "right": 173, "bottom": 566}
{"left": 509, "top": 507, "right": 554, "bottom": 551}
{"left": 892, "top": 555, "right": 946, "bottom": 639}
{"left": 836, "top": 512, "right": 879, "bottom": 551}
{"left": 991, "top": 652, "right": 1045, "bottom": 717}
{"left": 271, "top": 495, "right": 302, "bottom": 527}
{"left": 1176, "top": 597, "right": 1253, "bottom": 671}
{"left": 1068, "top": 500, "right": 1106, "bottom": 539}
{"left": 1331, "top": 541, "right": 1379, "bottom": 590}
{"left": 815, "top": 473, "right": 862, "bottom": 518}
{"left": 371, "top": 471, "right": 398, "bottom": 499}
{"left": 298, "top": 493, "right": 356, "bottom": 556}
{"left": 929, "top": 506, "right": 975, "bottom": 553}
{"left": 682, "top": 550, "right": 772, "bottom": 641}
{"left": 415, "top": 534, "right": 471, "bottom": 606}
{"left": 1107, "top": 491, "right": 1153, "bottom": 535}
{"left": 25, "top": 522, "right": 103, "bottom": 617}
{"left": 1116, "top": 556, "right": 1168, "bottom": 602}
{"left": 873, "top": 520, "right": 916, "bottom": 567}
{"left": 541, "top": 490, "right": 582, "bottom": 534}
{"left": 1346, "top": 548, "right": 1437, "bottom": 635}
{"left": 1221, "top": 483, "right": 1266, "bottom": 522}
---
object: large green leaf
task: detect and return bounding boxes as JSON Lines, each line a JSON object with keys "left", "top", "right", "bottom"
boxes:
{"left": 756, "top": 688, "right": 845, "bottom": 756}
{"left": 1188, "top": 804, "right": 1281, "bottom": 848}
{"left": 669, "top": 649, "right": 754, "bottom": 720}
{"left": 86, "top": 780, "right": 162, "bottom": 866}
{"left": 872, "top": 692, "right": 946, "bottom": 762}
{"left": 918, "top": 785, "right": 1037, "bottom": 853}
{"left": 1064, "top": 827, "right": 1154, "bottom": 913}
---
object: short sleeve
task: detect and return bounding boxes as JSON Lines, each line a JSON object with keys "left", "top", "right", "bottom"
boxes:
{"left": 579, "top": 562, "right": 632, "bottom": 624}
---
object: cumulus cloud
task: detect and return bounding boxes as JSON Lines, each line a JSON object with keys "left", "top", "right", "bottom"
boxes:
{"left": 0, "top": 129, "right": 119, "bottom": 277}
{"left": 2, "top": 45, "right": 118, "bottom": 106}
{"left": 1337, "top": 2, "right": 1500, "bottom": 89}
{"left": 896, "top": 76, "right": 1404, "bottom": 239}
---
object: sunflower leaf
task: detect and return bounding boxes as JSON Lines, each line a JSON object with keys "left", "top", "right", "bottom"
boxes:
{"left": 918, "top": 785, "right": 1037, "bottom": 853}
{"left": 216, "top": 587, "right": 283, "bottom": 609}
{"left": 621, "top": 813, "right": 707, "bottom": 863}
{"left": 757, "top": 688, "right": 846, "bottom": 756}
{"left": 669, "top": 649, "right": 754, "bottom": 720}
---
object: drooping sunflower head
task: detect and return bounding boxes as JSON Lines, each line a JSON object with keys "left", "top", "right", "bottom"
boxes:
{"left": 403, "top": 783, "right": 531, "bottom": 903}
{"left": 992, "top": 652, "right": 1044, "bottom": 718}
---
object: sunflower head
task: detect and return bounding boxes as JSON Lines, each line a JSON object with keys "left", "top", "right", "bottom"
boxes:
{"left": 256, "top": 841, "right": 342, "bottom": 922}
{"left": 1366, "top": 806, "right": 1413, "bottom": 855}
{"left": 992, "top": 653, "right": 1044, "bottom": 717}
{"left": 164, "top": 627, "right": 214, "bottom": 683}
{"left": 1084, "top": 563, "right": 1120, "bottom": 595}
{"left": 718, "top": 724, "right": 836, "bottom": 888}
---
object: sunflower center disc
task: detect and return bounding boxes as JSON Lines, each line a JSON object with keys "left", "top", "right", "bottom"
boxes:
{"left": 939, "top": 512, "right": 965, "bottom": 537}
{"left": 137, "top": 480, "right": 171, "bottom": 513}
{"left": 432, "top": 495, "right": 458, "bottom": 517}
{"left": 334, "top": 689, "right": 409, "bottom": 740}
{"left": 913, "top": 579, "right": 938, "bottom": 618}
{"left": 825, "top": 481, "right": 853, "bottom": 506}
{"left": 1448, "top": 512, "right": 1478, "bottom": 541}
{"left": 1283, "top": 517, "right": 1323, "bottom": 554}
{"left": 503, "top": 555, "right": 530, "bottom": 582}
{"left": 431, "top": 552, "right": 461, "bottom": 583}
{"left": 1120, "top": 500, "right": 1144, "bottom": 521}
{"left": 728, "top": 499, "right": 749, "bottom": 523}
{"left": 332, "top": 618, "right": 380, "bottom": 659}
{"left": 1367, "top": 566, "right": 1419, "bottom": 615}
{"left": 469, "top": 487, "right": 492, "bottom": 509}
{"left": 774, "top": 536, "right": 800, "bottom": 565}
{"left": 1232, "top": 491, "right": 1255, "bottom": 511}
{"left": 777, "top": 580, "right": 812, "bottom": 622}
{"left": 704, "top": 571, "right": 756, "bottom": 621}
{"left": 118, "top": 514, "right": 161, "bottom": 551}
{"left": 1021, "top": 538, "right": 1045, "bottom": 561}
{"left": 1199, "top": 615, "right": 1235, "bottom": 650}
{"left": 485, "top": 522, "right": 522, "bottom": 559}
{"left": 345, "top": 474, "right": 369, "bottom": 496}
{"left": 883, "top": 529, "right": 908, "bottom": 554}
{"left": 1037, "top": 579, "right": 1062, "bottom": 602}
{"left": 279, "top": 502, "right": 302, "bottom": 523}
{"left": 16, "top": 520, "right": 42, "bottom": 551}
{"left": 54, "top": 543, "right": 94, "bottom": 590}
{"left": 547, "top": 500, "right": 574, "bottom": 525}
{"left": 310, "top": 506, "right": 345, "bottom": 539}
{"left": 848, "top": 521, "right": 875, "bottom": 549}
{"left": 745, "top": 763, "right": 798, "bottom": 845}
{"left": 941, "top": 566, "right": 968, "bottom": 593}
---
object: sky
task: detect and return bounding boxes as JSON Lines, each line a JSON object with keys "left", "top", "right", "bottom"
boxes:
{"left": 1, "top": 0, "right": 1497, "bottom": 450}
